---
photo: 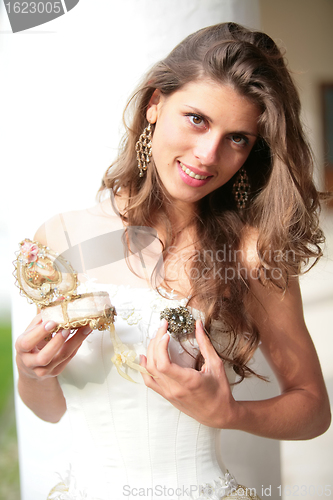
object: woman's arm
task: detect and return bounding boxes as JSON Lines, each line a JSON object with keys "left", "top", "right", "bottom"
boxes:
{"left": 140, "top": 276, "right": 331, "bottom": 440}
{"left": 222, "top": 275, "right": 331, "bottom": 439}
{"left": 15, "top": 219, "right": 92, "bottom": 422}
{"left": 16, "top": 314, "right": 67, "bottom": 423}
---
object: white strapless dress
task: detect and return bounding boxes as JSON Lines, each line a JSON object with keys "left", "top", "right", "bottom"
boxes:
{"left": 47, "top": 283, "right": 249, "bottom": 500}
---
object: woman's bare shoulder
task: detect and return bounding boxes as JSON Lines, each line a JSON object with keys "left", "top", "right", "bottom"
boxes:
{"left": 34, "top": 199, "right": 122, "bottom": 253}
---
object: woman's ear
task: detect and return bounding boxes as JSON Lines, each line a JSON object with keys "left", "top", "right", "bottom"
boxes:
{"left": 146, "top": 89, "right": 163, "bottom": 124}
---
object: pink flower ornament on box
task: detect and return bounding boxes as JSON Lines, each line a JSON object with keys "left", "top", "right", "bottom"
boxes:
{"left": 20, "top": 241, "right": 39, "bottom": 263}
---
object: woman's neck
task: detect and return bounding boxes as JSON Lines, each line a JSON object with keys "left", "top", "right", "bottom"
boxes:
{"left": 165, "top": 200, "right": 198, "bottom": 233}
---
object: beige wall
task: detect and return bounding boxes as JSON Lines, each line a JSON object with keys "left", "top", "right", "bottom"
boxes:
{"left": 259, "top": 0, "right": 333, "bottom": 188}
{"left": 260, "top": 3, "right": 333, "bottom": 496}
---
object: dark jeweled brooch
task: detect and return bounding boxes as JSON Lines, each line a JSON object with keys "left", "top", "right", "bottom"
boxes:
{"left": 160, "top": 306, "right": 195, "bottom": 341}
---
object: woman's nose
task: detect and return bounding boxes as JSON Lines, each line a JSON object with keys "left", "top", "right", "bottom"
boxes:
{"left": 193, "top": 133, "right": 221, "bottom": 166}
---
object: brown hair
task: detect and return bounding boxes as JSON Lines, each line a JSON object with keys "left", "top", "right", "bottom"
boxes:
{"left": 100, "top": 22, "right": 326, "bottom": 380}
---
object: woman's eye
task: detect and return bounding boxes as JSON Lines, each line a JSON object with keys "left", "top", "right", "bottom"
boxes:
{"left": 186, "top": 114, "right": 205, "bottom": 127}
{"left": 230, "top": 134, "right": 249, "bottom": 146}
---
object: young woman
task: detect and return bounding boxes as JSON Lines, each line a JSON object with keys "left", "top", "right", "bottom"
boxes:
{"left": 15, "top": 22, "right": 331, "bottom": 500}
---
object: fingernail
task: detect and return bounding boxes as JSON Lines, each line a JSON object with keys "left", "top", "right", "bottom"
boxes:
{"left": 44, "top": 321, "right": 57, "bottom": 332}
{"left": 159, "top": 318, "right": 167, "bottom": 328}
{"left": 61, "top": 329, "right": 70, "bottom": 339}
{"left": 159, "top": 332, "right": 170, "bottom": 342}
{"left": 151, "top": 329, "right": 158, "bottom": 339}
{"left": 81, "top": 326, "right": 92, "bottom": 335}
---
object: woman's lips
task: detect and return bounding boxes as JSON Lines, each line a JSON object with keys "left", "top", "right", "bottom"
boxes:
{"left": 177, "top": 161, "right": 212, "bottom": 187}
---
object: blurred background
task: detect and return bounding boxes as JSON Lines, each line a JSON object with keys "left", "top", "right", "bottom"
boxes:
{"left": 0, "top": 0, "right": 332, "bottom": 499}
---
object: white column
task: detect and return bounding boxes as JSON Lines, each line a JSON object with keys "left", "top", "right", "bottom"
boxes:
{"left": 0, "top": 1, "right": 281, "bottom": 499}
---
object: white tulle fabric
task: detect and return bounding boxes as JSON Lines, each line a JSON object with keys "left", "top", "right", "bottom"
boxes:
{"left": 47, "top": 282, "right": 238, "bottom": 500}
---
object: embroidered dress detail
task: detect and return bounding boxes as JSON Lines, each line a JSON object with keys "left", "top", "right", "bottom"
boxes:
{"left": 47, "top": 466, "right": 101, "bottom": 500}
{"left": 118, "top": 304, "right": 142, "bottom": 325}
{"left": 195, "top": 471, "right": 238, "bottom": 499}
{"left": 47, "top": 466, "right": 259, "bottom": 500}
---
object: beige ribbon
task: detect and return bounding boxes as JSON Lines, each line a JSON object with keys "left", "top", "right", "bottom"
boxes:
{"left": 108, "top": 324, "right": 151, "bottom": 383}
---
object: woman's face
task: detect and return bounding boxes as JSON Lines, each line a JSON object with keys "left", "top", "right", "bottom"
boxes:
{"left": 147, "top": 79, "right": 260, "bottom": 210}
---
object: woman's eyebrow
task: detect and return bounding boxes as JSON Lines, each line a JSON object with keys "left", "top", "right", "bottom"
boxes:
{"left": 233, "top": 130, "right": 258, "bottom": 138}
{"left": 183, "top": 105, "right": 212, "bottom": 123}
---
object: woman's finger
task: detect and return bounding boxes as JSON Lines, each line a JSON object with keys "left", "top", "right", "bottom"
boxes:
{"left": 34, "top": 329, "right": 71, "bottom": 363}
{"left": 44, "top": 326, "right": 92, "bottom": 368}
{"left": 24, "top": 313, "right": 43, "bottom": 332}
{"left": 154, "top": 332, "right": 172, "bottom": 372}
{"left": 16, "top": 320, "right": 58, "bottom": 353}
{"left": 155, "top": 318, "right": 168, "bottom": 338}
{"left": 145, "top": 333, "right": 191, "bottom": 386}
{"left": 19, "top": 329, "right": 69, "bottom": 370}
{"left": 140, "top": 354, "right": 165, "bottom": 395}
{"left": 145, "top": 319, "right": 168, "bottom": 372}
{"left": 18, "top": 324, "right": 91, "bottom": 376}
{"left": 195, "top": 320, "right": 220, "bottom": 369}
{"left": 51, "top": 345, "right": 82, "bottom": 376}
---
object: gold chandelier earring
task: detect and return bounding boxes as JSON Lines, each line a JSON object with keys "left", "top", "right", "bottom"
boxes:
{"left": 135, "top": 123, "right": 152, "bottom": 177}
{"left": 232, "top": 168, "right": 250, "bottom": 209}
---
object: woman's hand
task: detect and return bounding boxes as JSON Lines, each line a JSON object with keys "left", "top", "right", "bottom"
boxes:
{"left": 16, "top": 314, "right": 91, "bottom": 380}
{"left": 140, "top": 319, "right": 239, "bottom": 428}
{"left": 15, "top": 313, "right": 91, "bottom": 422}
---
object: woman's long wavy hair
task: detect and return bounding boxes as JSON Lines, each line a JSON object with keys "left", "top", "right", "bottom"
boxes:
{"left": 100, "top": 22, "right": 326, "bottom": 380}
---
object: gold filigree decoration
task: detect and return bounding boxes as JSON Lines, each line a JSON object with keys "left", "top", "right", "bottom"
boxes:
{"left": 14, "top": 239, "right": 151, "bottom": 382}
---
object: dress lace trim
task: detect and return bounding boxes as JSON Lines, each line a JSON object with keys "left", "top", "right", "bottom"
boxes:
{"left": 47, "top": 466, "right": 260, "bottom": 500}
{"left": 47, "top": 465, "right": 102, "bottom": 500}
{"left": 195, "top": 472, "right": 261, "bottom": 499}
